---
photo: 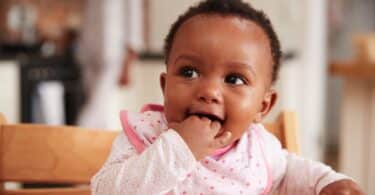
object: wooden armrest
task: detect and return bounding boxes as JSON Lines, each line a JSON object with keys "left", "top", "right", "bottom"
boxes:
{"left": 2, "top": 187, "right": 90, "bottom": 195}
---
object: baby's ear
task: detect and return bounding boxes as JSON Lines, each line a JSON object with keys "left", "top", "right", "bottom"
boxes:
{"left": 160, "top": 72, "right": 167, "bottom": 95}
{"left": 254, "top": 89, "right": 278, "bottom": 123}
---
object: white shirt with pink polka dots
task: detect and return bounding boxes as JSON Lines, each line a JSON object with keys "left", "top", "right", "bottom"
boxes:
{"left": 91, "top": 104, "right": 349, "bottom": 195}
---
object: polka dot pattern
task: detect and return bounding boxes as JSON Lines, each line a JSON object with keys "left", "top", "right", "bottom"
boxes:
{"left": 123, "top": 106, "right": 270, "bottom": 194}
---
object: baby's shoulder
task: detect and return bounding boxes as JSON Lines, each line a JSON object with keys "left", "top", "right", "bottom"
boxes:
{"left": 250, "top": 124, "right": 282, "bottom": 147}
{"left": 249, "top": 124, "right": 287, "bottom": 169}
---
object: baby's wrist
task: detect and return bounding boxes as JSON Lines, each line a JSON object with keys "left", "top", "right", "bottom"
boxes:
{"left": 319, "top": 179, "right": 364, "bottom": 195}
{"left": 169, "top": 128, "right": 202, "bottom": 160}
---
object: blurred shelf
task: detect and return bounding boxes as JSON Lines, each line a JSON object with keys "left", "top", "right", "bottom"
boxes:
{"left": 329, "top": 61, "right": 375, "bottom": 79}
{"left": 331, "top": 60, "right": 375, "bottom": 191}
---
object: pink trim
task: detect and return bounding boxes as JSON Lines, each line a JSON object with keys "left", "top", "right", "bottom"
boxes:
{"left": 141, "top": 104, "right": 164, "bottom": 112}
{"left": 120, "top": 110, "right": 146, "bottom": 153}
{"left": 122, "top": 104, "right": 235, "bottom": 159}
{"left": 254, "top": 126, "right": 273, "bottom": 195}
{"left": 211, "top": 141, "right": 236, "bottom": 158}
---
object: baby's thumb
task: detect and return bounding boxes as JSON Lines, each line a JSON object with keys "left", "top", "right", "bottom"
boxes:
{"left": 214, "top": 131, "right": 232, "bottom": 147}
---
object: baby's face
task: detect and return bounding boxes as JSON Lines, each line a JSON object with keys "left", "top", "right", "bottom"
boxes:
{"left": 161, "top": 14, "right": 277, "bottom": 143}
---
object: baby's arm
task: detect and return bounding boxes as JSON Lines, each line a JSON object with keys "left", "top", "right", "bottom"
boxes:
{"left": 91, "top": 130, "right": 196, "bottom": 195}
{"left": 270, "top": 150, "right": 350, "bottom": 194}
{"left": 260, "top": 129, "right": 358, "bottom": 195}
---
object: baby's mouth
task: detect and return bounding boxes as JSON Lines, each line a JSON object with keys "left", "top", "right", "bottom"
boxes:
{"left": 186, "top": 111, "right": 224, "bottom": 125}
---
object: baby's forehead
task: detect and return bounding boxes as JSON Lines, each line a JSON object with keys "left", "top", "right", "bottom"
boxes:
{"left": 172, "top": 15, "right": 271, "bottom": 55}
{"left": 171, "top": 15, "right": 271, "bottom": 63}
{"left": 179, "top": 14, "right": 269, "bottom": 39}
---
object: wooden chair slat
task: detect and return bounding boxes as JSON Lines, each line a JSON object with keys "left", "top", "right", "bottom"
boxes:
{"left": 0, "top": 124, "right": 118, "bottom": 183}
{"left": 264, "top": 111, "right": 299, "bottom": 154}
{"left": 2, "top": 187, "right": 90, "bottom": 195}
{"left": 280, "top": 111, "right": 299, "bottom": 154}
{"left": 0, "top": 113, "right": 6, "bottom": 124}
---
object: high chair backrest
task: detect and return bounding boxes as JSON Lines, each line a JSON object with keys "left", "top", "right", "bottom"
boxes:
{"left": 264, "top": 111, "right": 300, "bottom": 154}
{"left": 0, "top": 113, "right": 118, "bottom": 195}
{"left": 0, "top": 111, "right": 298, "bottom": 195}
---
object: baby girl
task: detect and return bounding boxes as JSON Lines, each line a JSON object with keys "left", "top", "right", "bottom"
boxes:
{"left": 91, "top": 0, "right": 363, "bottom": 194}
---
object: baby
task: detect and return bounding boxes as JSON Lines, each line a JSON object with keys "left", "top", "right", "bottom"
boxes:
{"left": 91, "top": 0, "right": 363, "bottom": 194}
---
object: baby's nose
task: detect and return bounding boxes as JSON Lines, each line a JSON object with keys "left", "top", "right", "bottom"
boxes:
{"left": 196, "top": 81, "right": 223, "bottom": 104}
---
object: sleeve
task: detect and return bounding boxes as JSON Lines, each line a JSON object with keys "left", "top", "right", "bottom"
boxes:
{"left": 91, "top": 129, "right": 197, "bottom": 195}
{"left": 260, "top": 130, "right": 350, "bottom": 195}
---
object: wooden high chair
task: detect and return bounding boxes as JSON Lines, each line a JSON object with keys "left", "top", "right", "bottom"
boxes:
{"left": 0, "top": 111, "right": 298, "bottom": 195}
{"left": 264, "top": 111, "right": 300, "bottom": 154}
{"left": 0, "top": 113, "right": 119, "bottom": 195}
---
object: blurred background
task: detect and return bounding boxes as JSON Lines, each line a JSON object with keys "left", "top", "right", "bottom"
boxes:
{"left": 0, "top": 0, "right": 374, "bottom": 193}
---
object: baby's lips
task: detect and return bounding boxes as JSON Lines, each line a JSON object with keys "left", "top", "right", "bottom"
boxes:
{"left": 187, "top": 111, "right": 224, "bottom": 124}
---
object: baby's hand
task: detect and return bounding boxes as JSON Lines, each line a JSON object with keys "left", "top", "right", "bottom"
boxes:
{"left": 169, "top": 116, "right": 232, "bottom": 160}
{"left": 320, "top": 179, "right": 364, "bottom": 195}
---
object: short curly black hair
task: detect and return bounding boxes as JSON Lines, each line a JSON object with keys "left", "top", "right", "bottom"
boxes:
{"left": 164, "top": 0, "right": 282, "bottom": 83}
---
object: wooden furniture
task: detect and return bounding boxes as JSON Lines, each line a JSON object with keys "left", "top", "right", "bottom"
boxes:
{"left": 330, "top": 61, "right": 375, "bottom": 194}
{"left": 0, "top": 113, "right": 119, "bottom": 195}
{"left": 264, "top": 111, "right": 300, "bottom": 154}
{"left": 330, "top": 61, "right": 375, "bottom": 79}
{"left": 0, "top": 111, "right": 298, "bottom": 194}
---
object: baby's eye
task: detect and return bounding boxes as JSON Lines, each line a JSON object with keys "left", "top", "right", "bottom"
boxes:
{"left": 225, "top": 74, "right": 247, "bottom": 85}
{"left": 179, "top": 67, "right": 199, "bottom": 79}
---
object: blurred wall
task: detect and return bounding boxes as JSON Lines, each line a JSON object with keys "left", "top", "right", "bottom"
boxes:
{"left": 0, "top": 61, "right": 19, "bottom": 123}
{"left": 147, "top": 0, "right": 201, "bottom": 52}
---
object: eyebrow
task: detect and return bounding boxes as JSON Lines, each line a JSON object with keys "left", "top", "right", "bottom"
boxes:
{"left": 226, "top": 61, "right": 257, "bottom": 78}
{"left": 174, "top": 54, "right": 256, "bottom": 77}
{"left": 173, "top": 54, "right": 202, "bottom": 65}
